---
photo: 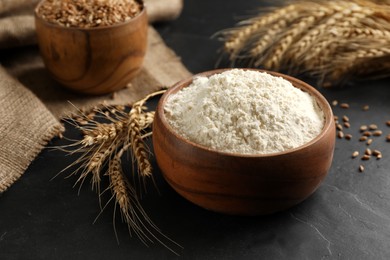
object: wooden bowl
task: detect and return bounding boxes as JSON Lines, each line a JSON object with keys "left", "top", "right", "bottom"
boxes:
{"left": 153, "top": 69, "right": 335, "bottom": 215}
{"left": 34, "top": 0, "right": 148, "bottom": 95}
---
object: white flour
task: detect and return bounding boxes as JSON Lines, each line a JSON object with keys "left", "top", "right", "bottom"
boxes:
{"left": 164, "top": 69, "right": 324, "bottom": 154}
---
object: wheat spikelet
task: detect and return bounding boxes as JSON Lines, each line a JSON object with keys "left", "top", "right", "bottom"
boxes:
{"left": 137, "top": 111, "right": 155, "bottom": 130}
{"left": 81, "top": 121, "right": 123, "bottom": 146}
{"left": 80, "top": 111, "right": 154, "bottom": 148}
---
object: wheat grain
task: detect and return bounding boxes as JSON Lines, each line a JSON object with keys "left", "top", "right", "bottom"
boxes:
{"left": 37, "top": 0, "right": 142, "bottom": 28}
{"left": 359, "top": 136, "right": 368, "bottom": 141}
{"left": 363, "top": 131, "right": 372, "bottom": 137}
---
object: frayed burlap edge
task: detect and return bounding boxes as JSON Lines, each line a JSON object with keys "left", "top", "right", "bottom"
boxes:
{"left": 0, "top": 66, "right": 64, "bottom": 192}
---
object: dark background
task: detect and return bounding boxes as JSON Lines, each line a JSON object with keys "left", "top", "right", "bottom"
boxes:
{"left": 1, "top": 0, "right": 390, "bottom": 259}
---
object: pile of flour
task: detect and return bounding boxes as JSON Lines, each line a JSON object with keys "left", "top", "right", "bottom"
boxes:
{"left": 164, "top": 69, "right": 324, "bottom": 154}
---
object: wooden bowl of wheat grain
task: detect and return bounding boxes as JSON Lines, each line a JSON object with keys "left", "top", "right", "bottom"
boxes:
{"left": 153, "top": 69, "right": 335, "bottom": 215}
{"left": 34, "top": 0, "right": 148, "bottom": 95}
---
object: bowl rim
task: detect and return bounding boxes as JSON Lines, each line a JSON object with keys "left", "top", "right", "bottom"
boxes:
{"left": 34, "top": 0, "right": 146, "bottom": 31}
{"left": 157, "top": 68, "right": 334, "bottom": 158}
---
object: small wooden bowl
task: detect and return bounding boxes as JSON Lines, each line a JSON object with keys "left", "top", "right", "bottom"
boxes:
{"left": 153, "top": 69, "right": 335, "bottom": 216}
{"left": 34, "top": 0, "right": 148, "bottom": 95}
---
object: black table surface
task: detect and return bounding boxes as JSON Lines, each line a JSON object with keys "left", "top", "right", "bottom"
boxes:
{"left": 1, "top": 1, "right": 390, "bottom": 259}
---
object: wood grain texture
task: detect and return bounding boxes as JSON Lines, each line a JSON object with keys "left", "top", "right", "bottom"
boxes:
{"left": 153, "top": 69, "right": 335, "bottom": 215}
{"left": 34, "top": 2, "right": 148, "bottom": 95}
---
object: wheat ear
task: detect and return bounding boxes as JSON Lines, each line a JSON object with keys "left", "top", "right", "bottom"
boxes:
{"left": 222, "top": 4, "right": 297, "bottom": 60}
{"left": 260, "top": 6, "right": 331, "bottom": 69}
{"left": 56, "top": 89, "right": 177, "bottom": 250}
{"left": 126, "top": 90, "right": 166, "bottom": 179}
{"left": 219, "top": 0, "right": 390, "bottom": 85}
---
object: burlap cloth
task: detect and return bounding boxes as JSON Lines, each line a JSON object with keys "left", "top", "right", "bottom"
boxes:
{"left": 0, "top": 0, "right": 191, "bottom": 192}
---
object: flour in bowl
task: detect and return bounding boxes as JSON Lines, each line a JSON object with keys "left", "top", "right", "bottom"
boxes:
{"left": 164, "top": 69, "right": 324, "bottom": 154}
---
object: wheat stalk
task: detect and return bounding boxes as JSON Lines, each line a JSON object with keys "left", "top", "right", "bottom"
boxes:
{"left": 289, "top": 2, "right": 364, "bottom": 58}
{"left": 108, "top": 153, "right": 151, "bottom": 242}
{"left": 55, "top": 89, "right": 179, "bottom": 252}
{"left": 219, "top": 0, "right": 390, "bottom": 86}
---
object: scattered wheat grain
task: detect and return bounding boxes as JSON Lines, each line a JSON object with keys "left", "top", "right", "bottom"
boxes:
{"left": 359, "top": 136, "right": 368, "bottom": 141}
{"left": 369, "top": 124, "right": 378, "bottom": 130}
{"left": 373, "top": 130, "right": 382, "bottom": 136}
{"left": 363, "top": 131, "right": 372, "bottom": 137}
